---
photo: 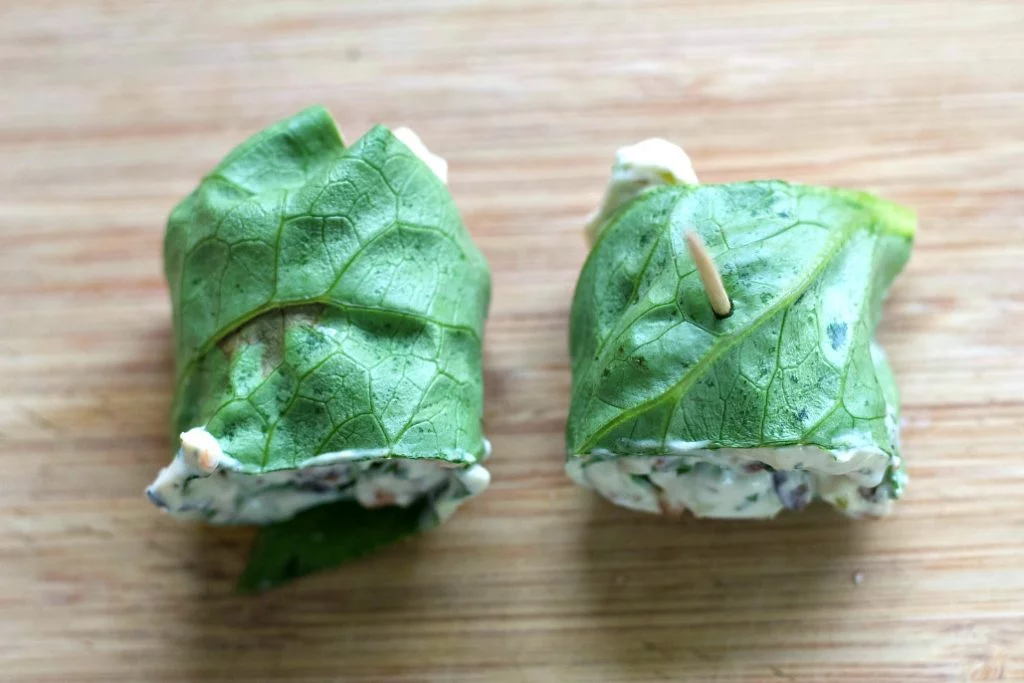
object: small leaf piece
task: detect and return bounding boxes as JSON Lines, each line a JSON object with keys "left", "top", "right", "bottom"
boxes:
{"left": 237, "top": 499, "right": 429, "bottom": 592}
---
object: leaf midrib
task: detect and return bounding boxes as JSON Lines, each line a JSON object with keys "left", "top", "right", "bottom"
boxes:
{"left": 176, "top": 300, "right": 480, "bottom": 382}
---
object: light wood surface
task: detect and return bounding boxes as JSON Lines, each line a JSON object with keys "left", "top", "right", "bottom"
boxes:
{"left": 2, "top": 1, "right": 1023, "bottom": 681}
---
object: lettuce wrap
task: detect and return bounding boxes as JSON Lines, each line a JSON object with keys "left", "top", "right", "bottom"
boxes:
{"left": 567, "top": 140, "right": 914, "bottom": 519}
{"left": 146, "top": 107, "right": 491, "bottom": 590}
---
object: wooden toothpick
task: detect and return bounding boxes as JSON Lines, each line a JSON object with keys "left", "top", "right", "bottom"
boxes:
{"left": 684, "top": 230, "right": 733, "bottom": 318}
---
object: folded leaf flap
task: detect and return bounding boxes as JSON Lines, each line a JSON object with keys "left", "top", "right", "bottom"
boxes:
{"left": 208, "top": 105, "right": 345, "bottom": 196}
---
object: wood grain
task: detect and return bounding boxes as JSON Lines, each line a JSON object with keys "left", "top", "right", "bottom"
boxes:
{"left": 1, "top": 1, "right": 1023, "bottom": 680}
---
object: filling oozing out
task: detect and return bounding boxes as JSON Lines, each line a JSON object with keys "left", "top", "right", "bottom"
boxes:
{"left": 585, "top": 137, "right": 699, "bottom": 244}
{"left": 567, "top": 443, "right": 903, "bottom": 519}
{"left": 146, "top": 428, "right": 490, "bottom": 525}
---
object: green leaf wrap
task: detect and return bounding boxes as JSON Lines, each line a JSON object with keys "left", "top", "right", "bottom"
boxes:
{"left": 567, "top": 181, "right": 914, "bottom": 517}
{"left": 160, "top": 107, "right": 491, "bottom": 587}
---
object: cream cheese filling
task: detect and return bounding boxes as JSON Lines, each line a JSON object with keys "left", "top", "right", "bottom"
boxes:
{"left": 147, "top": 428, "right": 491, "bottom": 525}
{"left": 567, "top": 442, "right": 901, "bottom": 519}
{"left": 394, "top": 126, "right": 449, "bottom": 184}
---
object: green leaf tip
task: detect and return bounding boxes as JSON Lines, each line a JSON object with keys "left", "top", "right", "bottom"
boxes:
{"left": 236, "top": 499, "right": 430, "bottom": 592}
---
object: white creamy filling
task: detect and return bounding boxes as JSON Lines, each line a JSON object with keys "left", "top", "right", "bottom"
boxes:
{"left": 147, "top": 428, "right": 490, "bottom": 525}
{"left": 393, "top": 126, "right": 449, "bottom": 184}
{"left": 567, "top": 444, "right": 898, "bottom": 519}
{"left": 586, "top": 137, "right": 699, "bottom": 244}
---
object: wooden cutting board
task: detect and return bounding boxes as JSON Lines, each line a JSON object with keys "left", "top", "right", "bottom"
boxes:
{"left": 1, "top": 1, "right": 1022, "bottom": 680}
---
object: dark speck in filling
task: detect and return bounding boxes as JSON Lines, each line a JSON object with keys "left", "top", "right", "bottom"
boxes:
{"left": 827, "top": 321, "right": 848, "bottom": 350}
{"left": 298, "top": 480, "right": 333, "bottom": 494}
{"left": 790, "top": 484, "right": 810, "bottom": 509}
{"left": 859, "top": 484, "right": 887, "bottom": 503}
{"left": 796, "top": 408, "right": 809, "bottom": 422}
{"left": 773, "top": 471, "right": 812, "bottom": 510}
